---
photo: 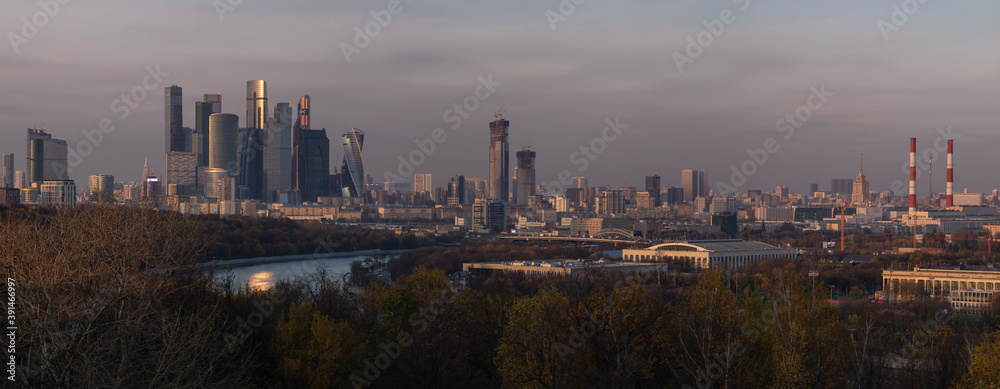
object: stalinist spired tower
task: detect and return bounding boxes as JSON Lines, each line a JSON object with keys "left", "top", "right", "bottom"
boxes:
{"left": 852, "top": 155, "right": 870, "bottom": 206}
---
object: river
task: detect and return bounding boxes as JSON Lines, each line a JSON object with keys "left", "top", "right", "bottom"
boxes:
{"left": 211, "top": 252, "right": 396, "bottom": 291}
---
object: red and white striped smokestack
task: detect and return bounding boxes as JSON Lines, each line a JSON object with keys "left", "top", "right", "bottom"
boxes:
{"left": 946, "top": 140, "right": 953, "bottom": 207}
{"left": 909, "top": 138, "right": 916, "bottom": 214}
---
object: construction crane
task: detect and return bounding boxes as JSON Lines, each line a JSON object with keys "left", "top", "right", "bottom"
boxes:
{"left": 494, "top": 105, "right": 510, "bottom": 121}
{"left": 839, "top": 199, "right": 847, "bottom": 252}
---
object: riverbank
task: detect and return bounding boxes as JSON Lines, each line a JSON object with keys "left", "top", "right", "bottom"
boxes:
{"left": 201, "top": 249, "right": 410, "bottom": 269}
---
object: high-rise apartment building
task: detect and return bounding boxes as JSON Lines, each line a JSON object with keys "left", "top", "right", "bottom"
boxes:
{"left": 810, "top": 183, "right": 819, "bottom": 195}
{"left": 513, "top": 149, "right": 536, "bottom": 206}
{"left": 645, "top": 175, "right": 661, "bottom": 207}
{"left": 774, "top": 185, "right": 789, "bottom": 198}
{"left": 574, "top": 177, "right": 588, "bottom": 189}
{"left": 166, "top": 151, "right": 198, "bottom": 195}
{"left": 27, "top": 128, "right": 68, "bottom": 184}
{"left": 89, "top": 174, "right": 115, "bottom": 204}
{"left": 414, "top": 173, "right": 432, "bottom": 192}
{"left": 2, "top": 154, "right": 13, "bottom": 188}
{"left": 40, "top": 180, "right": 75, "bottom": 207}
{"left": 554, "top": 195, "right": 568, "bottom": 212}
{"left": 597, "top": 189, "right": 626, "bottom": 215}
{"left": 341, "top": 128, "right": 365, "bottom": 198}
{"left": 14, "top": 171, "right": 25, "bottom": 189}
{"left": 488, "top": 115, "right": 510, "bottom": 201}
{"left": 681, "top": 169, "right": 707, "bottom": 202}
{"left": 165, "top": 86, "right": 184, "bottom": 153}
{"left": 246, "top": 80, "right": 267, "bottom": 130}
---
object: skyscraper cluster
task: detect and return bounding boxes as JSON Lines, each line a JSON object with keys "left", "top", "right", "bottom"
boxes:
{"left": 161, "top": 82, "right": 339, "bottom": 204}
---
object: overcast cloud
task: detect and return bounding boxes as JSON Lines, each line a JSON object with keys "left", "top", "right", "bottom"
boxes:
{"left": 2, "top": 0, "right": 998, "bottom": 195}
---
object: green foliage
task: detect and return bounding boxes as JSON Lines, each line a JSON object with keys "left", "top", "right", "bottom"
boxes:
{"left": 189, "top": 212, "right": 417, "bottom": 260}
{"left": 271, "top": 299, "right": 365, "bottom": 388}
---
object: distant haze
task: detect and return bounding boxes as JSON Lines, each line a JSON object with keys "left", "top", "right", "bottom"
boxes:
{"left": 3, "top": 0, "right": 998, "bottom": 195}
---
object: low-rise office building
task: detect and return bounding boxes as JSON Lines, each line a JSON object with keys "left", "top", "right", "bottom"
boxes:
{"left": 882, "top": 265, "right": 1000, "bottom": 301}
{"left": 463, "top": 259, "right": 664, "bottom": 277}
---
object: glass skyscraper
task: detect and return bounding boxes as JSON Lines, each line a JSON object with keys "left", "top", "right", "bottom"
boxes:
{"left": 488, "top": 117, "right": 509, "bottom": 202}
{"left": 237, "top": 128, "right": 264, "bottom": 200}
{"left": 298, "top": 128, "right": 330, "bottom": 203}
{"left": 246, "top": 80, "right": 267, "bottom": 130}
{"left": 209, "top": 114, "right": 239, "bottom": 171}
{"left": 513, "top": 148, "right": 535, "bottom": 206}
{"left": 341, "top": 128, "right": 365, "bottom": 198}
{"left": 263, "top": 102, "right": 293, "bottom": 202}
{"left": 27, "top": 128, "right": 68, "bottom": 184}
{"left": 165, "top": 85, "right": 184, "bottom": 153}
{"left": 194, "top": 93, "right": 222, "bottom": 167}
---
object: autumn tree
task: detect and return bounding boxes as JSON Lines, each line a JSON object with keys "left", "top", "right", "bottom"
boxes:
{"left": 1, "top": 205, "right": 252, "bottom": 387}
{"left": 953, "top": 330, "right": 1000, "bottom": 389}
{"left": 497, "top": 288, "right": 586, "bottom": 388}
{"left": 270, "top": 299, "right": 364, "bottom": 388}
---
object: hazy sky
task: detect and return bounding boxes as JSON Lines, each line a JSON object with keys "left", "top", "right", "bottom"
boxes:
{"left": 3, "top": 0, "right": 999, "bottom": 196}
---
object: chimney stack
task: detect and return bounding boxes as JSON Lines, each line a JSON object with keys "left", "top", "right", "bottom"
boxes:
{"left": 909, "top": 138, "right": 916, "bottom": 214}
{"left": 946, "top": 139, "right": 953, "bottom": 207}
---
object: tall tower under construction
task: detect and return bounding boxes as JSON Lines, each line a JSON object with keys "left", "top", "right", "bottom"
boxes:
{"left": 514, "top": 147, "right": 535, "bottom": 206}
{"left": 488, "top": 106, "right": 510, "bottom": 202}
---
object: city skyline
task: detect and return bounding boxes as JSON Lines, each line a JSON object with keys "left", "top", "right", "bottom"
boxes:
{"left": 2, "top": 1, "right": 999, "bottom": 194}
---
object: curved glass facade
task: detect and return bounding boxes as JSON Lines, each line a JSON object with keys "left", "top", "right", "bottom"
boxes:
{"left": 341, "top": 128, "right": 365, "bottom": 198}
{"left": 209, "top": 114, "right": 239, "bottom": 171}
